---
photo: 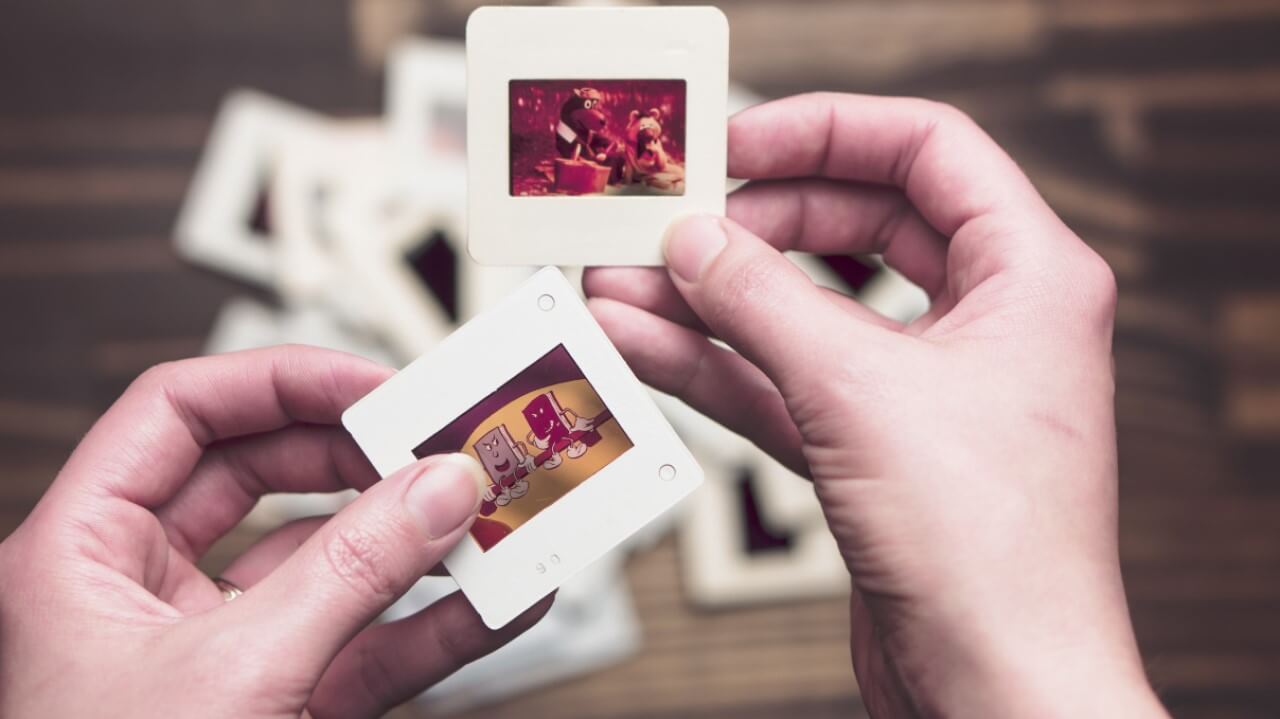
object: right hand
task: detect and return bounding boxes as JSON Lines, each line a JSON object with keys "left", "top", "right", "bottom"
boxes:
{"left": 585, "top": 93, "right": 1167, "bottom": 718}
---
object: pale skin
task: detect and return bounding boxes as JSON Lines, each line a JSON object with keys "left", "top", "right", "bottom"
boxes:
{"left": 0, "top": 347, "right": 551, "bottom": 718}
{"left": 583, "top": 93, "right": 1170, "bottom": 717}
{"left": 0, "top": 92, "right": 1167, "bottom": 718}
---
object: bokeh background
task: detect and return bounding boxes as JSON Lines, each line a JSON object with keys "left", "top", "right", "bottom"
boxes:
{"left": 2, "top": 1, "right": 1279, "bottom": 717}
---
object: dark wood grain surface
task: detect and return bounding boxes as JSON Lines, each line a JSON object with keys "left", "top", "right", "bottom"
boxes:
{"left": 2, "top": 1, "right": 1279, "bottom": 717}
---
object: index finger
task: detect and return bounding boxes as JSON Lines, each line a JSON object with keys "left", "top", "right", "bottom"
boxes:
{"left": 52, "top": 345, "right": 393, "bottom": 509}
{"left": 728, "top": 93, "right": 1059, "bottom": 239}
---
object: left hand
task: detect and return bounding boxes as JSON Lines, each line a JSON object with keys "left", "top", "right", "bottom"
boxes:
{"left": 0, "top": 346, "right": 550, "bottom": 718}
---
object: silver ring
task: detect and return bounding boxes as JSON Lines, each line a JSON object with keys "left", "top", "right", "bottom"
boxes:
{"left": 213, "top": 577, "right": 244, "bottom": 602}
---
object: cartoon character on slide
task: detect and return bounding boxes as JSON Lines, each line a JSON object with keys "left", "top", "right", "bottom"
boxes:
{"left": 522, "top": 391, "right": 598, "bottom": 470}
{"left": 473, "top": 425, "right": 536, "bottom": 516}
{"left": 624, "top": 108, "right": 684, "bottom": 191}
{"left": 555, "top": 88, "right": 626, "bottom": 183}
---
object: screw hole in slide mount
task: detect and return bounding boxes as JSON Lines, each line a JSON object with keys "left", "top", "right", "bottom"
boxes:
{"left": 659, "top": 464, "right": 677, "bottom": 481}
{"left": 537, "top": 294, "right": 556, "bottom": 312}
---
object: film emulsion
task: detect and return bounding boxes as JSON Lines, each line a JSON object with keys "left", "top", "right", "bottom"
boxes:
{"left": 509, "top": 80, "right": 686, "bottom": 197}
{"left": 413, "top": 345, "right": 634, "bottom": 552}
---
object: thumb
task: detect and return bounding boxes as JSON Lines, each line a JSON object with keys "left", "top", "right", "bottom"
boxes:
{"left": 223, "top": 453, "right": 486, "bottom": 679}
{"left": 663, "top": 214, "right": 876, "bottom": 391}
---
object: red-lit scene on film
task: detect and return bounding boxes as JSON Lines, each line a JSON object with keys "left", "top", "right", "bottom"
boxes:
{"left": 412, "top": 345, "right": 633, "bottom": 552}
{"left": 509, "top": 79, "right": 686, "bottom": 197}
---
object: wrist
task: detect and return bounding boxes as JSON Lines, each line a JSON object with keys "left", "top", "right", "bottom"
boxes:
{"left": 880, "top": 576, "right": 1167, "bottom": 719}
{"left": 897, "top": 618, "right": 1167, "bottom": 719}
{"left": 936, "top": 640, "right": 1165, "bottom": 719}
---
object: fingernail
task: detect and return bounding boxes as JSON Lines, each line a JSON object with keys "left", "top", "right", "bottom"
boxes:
{"left": 405, "top": 454, "right": 484, "bottom": 539}
{"left": 664, "top": 215, "right": 728, "bottom": 283}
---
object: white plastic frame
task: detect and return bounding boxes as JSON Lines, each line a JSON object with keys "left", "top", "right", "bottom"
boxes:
{"left": 272, "top": 119, "right": 392, "bottom": 323}
{"left": 344, "top": 267, "right": 702, "bottom": 628}
{"left": 329, "top": 171, "right": 534, "bottom": 362}
{"left": 680, "top": 445, "right": 850, "bottom": 608}
{"left": 386, "top": 37, "right": 469, "bottom": 204}
{"left": 174, "top": 90, "right": 326, "bottom": 287}
{"left": 465, "top": 5, "right": 729, "bottom": 266}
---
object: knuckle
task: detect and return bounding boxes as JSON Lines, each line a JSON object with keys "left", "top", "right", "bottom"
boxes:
{"left": 886, "top": 99, "right": 982, "bottom": 188}
{"left": 130, "top": 360, "right": 211, "bottom": 417}
{"left": 322, "top": 524, "right": 400, "bottom": 602}
{"left": 1028, "top": 240, "right": 1117, "bottom": 333}
{"left": 273, "top": 343, "right": 319, "bottom": 371}
{"left": 134, "top": 359, "right": 186, "bottom": 391}
{"left": 131, "top": 358, "right": 219, "bottom": 442}
{"left": 920, "top": 98, "right": 976, "bottom": 131}
{"left": 805, "top": 90, "right": 844, "bottom": 106}
{"left": 1076, "top": 249, "right": 1119, "bottom": 321}
{"left": 267, "top": 343, "right": 308, "bottom": 379}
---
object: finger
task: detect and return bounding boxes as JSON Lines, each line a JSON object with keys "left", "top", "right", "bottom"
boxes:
{"left": 154, "top": 425, "right": 380, "bottom": 559}
{"left": 582, "top": 266, "right": 711, "bottom": 334}
{"left": 221, "top": 454, "right": 487, "bottom": 681}
{"left": 728, "top": 93, "right": 1057, "bottom": 240}
{"left": 219, "top": 516, "right": 451, "bottom": 593}
{"left": 51, "top": 345, "right": 393, "bottom": 510}
{"left": 727, "top": 179, "right": 949, "bottom": 300}
{"left": 588, "top": 298, "right": 808, "bottom": 476}
{"left": 662, "top": 215, "right": 892, "bottom": 393}
{"left": 310, "top": 592, "right": 554, "bottom": 718}
{"left": 584, "top": 263, "right": 904, "bottom": 334}
{"left": 584, "top": 176, "right": 945, "bottom": 331}
{"left": 728, "top": 94, "right": 1088, "bottom": 302}
{"left": 220, "top": 516, "right": 329, "bottom": 589}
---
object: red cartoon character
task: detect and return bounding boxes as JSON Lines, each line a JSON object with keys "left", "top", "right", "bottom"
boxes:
{"left": 522, "top": 391, "right": 600, "bottom": 470}
{"left": 473, "top": 425, "right": 537, "bottom": 516}
{"left": 553, "top": 88, "right": 626, "bottom": 192}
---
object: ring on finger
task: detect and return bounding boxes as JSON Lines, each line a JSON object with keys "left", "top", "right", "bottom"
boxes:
{"left": 213, "top": 577, "right": 244, "bottom": 602}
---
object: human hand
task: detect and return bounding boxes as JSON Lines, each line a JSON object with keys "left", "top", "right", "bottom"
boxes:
{"left": 0, "top": 346, "right": 549, "bottom": 718}
{"left": 585, "top": 94, "right": 1166, "bottom": 718}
